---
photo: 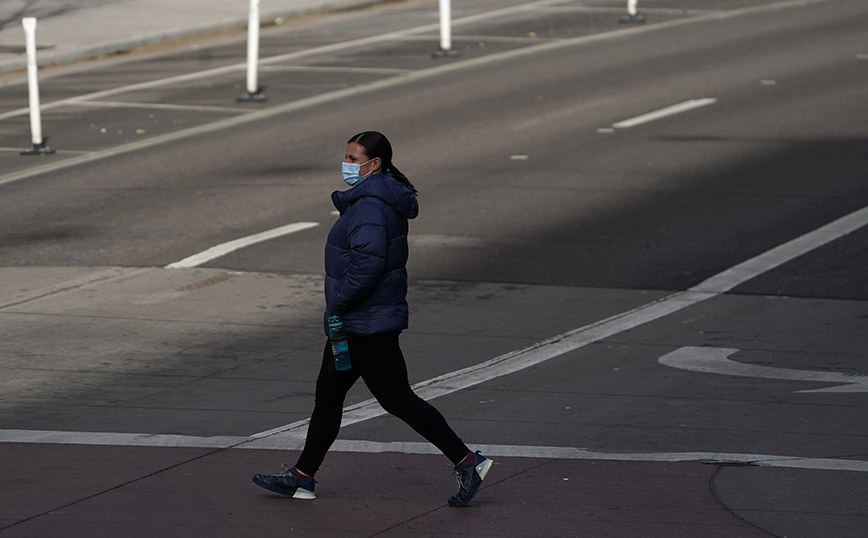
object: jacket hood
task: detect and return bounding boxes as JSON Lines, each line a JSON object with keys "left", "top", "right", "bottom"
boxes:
{"left": 332, "top": 171, "right": 419, "bottom": 219}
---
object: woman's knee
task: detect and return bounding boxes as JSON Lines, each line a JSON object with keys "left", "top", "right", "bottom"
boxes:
{"left": 376, "top": 386, "right": 423, "bottom": 416}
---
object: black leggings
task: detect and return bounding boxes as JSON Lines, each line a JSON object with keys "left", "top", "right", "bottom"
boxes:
{"left": 295, "top": 331, "right": 469, "bottom": 476}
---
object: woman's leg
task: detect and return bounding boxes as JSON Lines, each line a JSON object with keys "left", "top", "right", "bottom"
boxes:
{"left": 295, "top": 340, "right": 360, "bottom": 476}
{"left": 352, "top": 331, "right": 470, "bottom": 465}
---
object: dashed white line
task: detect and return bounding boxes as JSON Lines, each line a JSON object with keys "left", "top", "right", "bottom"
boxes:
{"left": 165, "top": 221, "right": 319, "bottom": 269}
{"left": 612, "top": 98, "right": 717, "bottom": 129}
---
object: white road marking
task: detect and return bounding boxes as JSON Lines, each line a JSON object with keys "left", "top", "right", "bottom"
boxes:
{"left": 395, "top": 34, "right": 562, "bottom": 44}
{"left": 659, "top": 347, "right": 868, "bottom": 393}
{"left": 0, "top": 429, "right": 243, "bottom": 448}
{"left": 64, "top": 101, "right": 249, "bottom": 114}
{"left": 538, "top": 6, "right": 717, "bottom": 16}
{"left": 258, "top": 65, "right": 412, "bottom": 75}
{"left": 165, "top": 222, "right": 319, "bottom": 269}
{"left": 691, "top": 204, "right": 868, "bottom": 294}
{"left": 612, "top": 98, "right": 718, "bottom": 129}
{"left": 330, "top": 441, "right": 868, "bottom": 473}
{"left": 1, "top": 430, "right": 865, "bottom": 472}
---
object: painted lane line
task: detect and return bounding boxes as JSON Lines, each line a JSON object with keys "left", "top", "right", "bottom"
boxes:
{"left": 612, "top": 98, "right": 717, "bottom": 129}
{"left": 165, "top": 222, "right": 319, "bottom": 269}
{"left": 64, "top": 101, "right": 249, "bottom": 114}
{"left": 395, "top": 34, "right": 563, "bottom": 44}
{"left": 659, "top": 347, "right": 868, "bottom": 393}
{"left": 258, "top": 65, "right": 413, "bottom": 75}
{"left": 0, "top": 429, "right": 243, "bottom": 448}
{"left": 691, "top": 204, "right": 868, "bottom": 294}
{"left": 1, "top": 430, "right": 865, "bottom": 473}
{"left": 0, "top": 0, "right": 835, "bottom": 188}
{"left": 331, "top": 441, "right": 868, "bottom": 473}
{"left": 539, "top": 6, "right": 718, "bottom": 16}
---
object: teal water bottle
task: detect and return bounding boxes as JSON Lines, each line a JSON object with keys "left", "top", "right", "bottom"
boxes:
{"left": 328, "top": 315, "right": 352, "bottom": 371}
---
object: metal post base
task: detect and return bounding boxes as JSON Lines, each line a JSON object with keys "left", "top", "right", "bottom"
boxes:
{"left": 20, "top": 139, "right": 55, "bottom": 156}
{"left": 237, "top": 87, "right": 267, "bottom": 102}
{"left": 432, "top": 48, "right": 460, "bottom": 59}
{"left": 619, "top": 13, "right": 646, "bottom": 24}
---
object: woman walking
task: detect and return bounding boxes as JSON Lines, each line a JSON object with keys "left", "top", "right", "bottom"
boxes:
{"left": 252, "top": 131, "right": 492, "bottom": 507}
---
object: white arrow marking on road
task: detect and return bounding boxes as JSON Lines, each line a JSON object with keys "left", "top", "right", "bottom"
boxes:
{"left": 659, "top": 346, "right": 868, "bottom": 393}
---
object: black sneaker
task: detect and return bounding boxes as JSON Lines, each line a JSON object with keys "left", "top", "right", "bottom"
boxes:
{"left": 448, "top": 451, "right": 493, "bottom": 507}
{"left": 252, "top": 464, "right": 316, "bottom": 499}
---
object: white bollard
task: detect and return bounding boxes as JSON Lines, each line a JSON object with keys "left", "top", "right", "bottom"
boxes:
{"left": 619, "top": 0, "right": 645, "bottom": 23}
{"left": 21, "top": 17, "right": 54, "bottom": 155}
{"left": 238, "top": 0, "right": 267, "bottom": 102}
{"left": 439, "top": 0, "right": 451, "bottom": 51}
{"left": 432, "top": 0, "right": 459, "bottom": 58}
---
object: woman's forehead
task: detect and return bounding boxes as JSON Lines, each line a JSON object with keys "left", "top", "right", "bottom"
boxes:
{"left": 346, "top": 142, "right": 368, "bottom": 158}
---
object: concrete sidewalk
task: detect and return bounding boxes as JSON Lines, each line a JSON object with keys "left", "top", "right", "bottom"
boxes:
{"left": 0, "top": 0, "right": 381, "bottom": 74}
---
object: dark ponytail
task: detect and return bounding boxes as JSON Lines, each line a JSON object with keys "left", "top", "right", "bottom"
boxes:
{"left": 348, "top": 131, "right": 418, "bottom": 195}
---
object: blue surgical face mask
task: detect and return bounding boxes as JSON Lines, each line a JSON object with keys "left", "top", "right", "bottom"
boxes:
{"left": 341, "top": 158, "right": 374, "bottom": 187}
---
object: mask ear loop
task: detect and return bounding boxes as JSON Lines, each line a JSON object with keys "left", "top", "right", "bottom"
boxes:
{"left": 361, "top": 157, "right": 379, "bottom": 179}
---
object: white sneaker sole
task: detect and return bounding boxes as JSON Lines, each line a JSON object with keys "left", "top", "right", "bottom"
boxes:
{"left": 292, "top": 488, "right": 316, "bottom": 500}
{"left": 475, "top": 457, "right": 493, "bottom": 481}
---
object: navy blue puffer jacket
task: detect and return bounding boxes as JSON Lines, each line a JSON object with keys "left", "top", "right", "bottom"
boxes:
{"left": 323, "top": 171, "right": 419, "bottom": 337}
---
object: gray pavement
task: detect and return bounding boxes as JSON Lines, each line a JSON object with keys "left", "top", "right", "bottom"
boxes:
{"left": 1, "top": 0, "right": 867, "bottom": 537}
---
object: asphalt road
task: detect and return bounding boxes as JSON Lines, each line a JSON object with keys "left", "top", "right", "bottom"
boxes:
{"left": 1, "top": 0, "right": 867, "bottom": 536}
